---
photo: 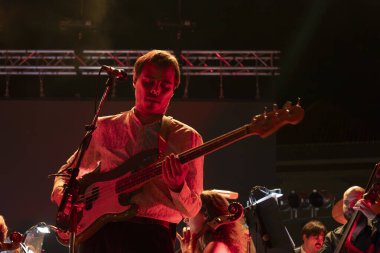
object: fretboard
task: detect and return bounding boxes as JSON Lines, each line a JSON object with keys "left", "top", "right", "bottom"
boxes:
{"left": 115, "top": 124, "right": 252, "bottom": 193}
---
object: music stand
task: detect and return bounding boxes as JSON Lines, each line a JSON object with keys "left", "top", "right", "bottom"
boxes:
{"left": 245, "top": 186, "right": 295, "bottom": 253}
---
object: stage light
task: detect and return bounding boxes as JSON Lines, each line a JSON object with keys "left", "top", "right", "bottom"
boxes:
{"left": 309, "top": 190, "right": 323, "bottom": 208}
{"left": 287, "top": 190, "right": 309, "bottom": 209}
{"left": 283, "top": 190, "right": 310, "bottom": 219}
{"left": 280, "top": 189, "right": 335, "bottom": 219}
{"left": 287, "top": 191, "right": 300, "bottom": 209}
{"left": 309, "top": 189, "right": 334, "bottom": 209}
{"left": 309, "top": 189, "right": 335, "bottom": 217}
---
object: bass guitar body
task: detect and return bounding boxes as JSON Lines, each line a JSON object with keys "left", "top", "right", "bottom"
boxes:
{"left": 56, "top": 149, "right": 159, "bottom": 245}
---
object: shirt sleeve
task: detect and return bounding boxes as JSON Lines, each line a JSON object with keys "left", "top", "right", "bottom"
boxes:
{"left": 50, "top": 152, "right": 76, "bottom": 205}
{"left": 169, "top": 130, "right": 204, "bottom": 218}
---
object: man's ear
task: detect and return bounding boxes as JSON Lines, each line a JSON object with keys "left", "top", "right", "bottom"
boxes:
{"left": 302, "top": 234, "right": 307, "bottom": 242}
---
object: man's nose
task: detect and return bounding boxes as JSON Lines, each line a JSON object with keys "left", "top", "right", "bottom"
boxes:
{"left": 150, "top": 81, "right": 161, "bottom": 95}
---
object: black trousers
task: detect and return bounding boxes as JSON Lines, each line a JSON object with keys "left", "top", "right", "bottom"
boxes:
{"left": 78, "top": 221, "right": 176, "bottom": 253}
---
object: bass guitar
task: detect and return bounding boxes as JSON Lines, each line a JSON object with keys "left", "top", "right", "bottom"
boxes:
{"left": 56, "top": 100, "right": 304, "bottom": 245}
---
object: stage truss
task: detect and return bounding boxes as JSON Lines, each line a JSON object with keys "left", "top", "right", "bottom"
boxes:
{"left": 0, "top": 50, "right": 280, "bottom": 98}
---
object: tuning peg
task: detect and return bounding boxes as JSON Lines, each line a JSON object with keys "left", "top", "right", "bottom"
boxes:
{"left": 282, "top": 101, "right": 292, "bottom": 114}
{"left": 296, "top": 97, "right": 301, "bottom": 106}
{"left": 263, "top": 106, "right": 268, "bottom": 119}
{"left": 283, "top": 101, "right": 292, "bottom": 109}
{"left": 273, "top": 103, "right": 278, "bottom": 116}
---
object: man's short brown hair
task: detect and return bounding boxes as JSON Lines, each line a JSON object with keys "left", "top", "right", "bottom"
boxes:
{"left": 133, "top": 50, "right": 180, "bottom": 88}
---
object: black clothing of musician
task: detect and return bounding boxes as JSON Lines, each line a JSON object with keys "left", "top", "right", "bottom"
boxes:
{"left": 320, "top": 186, "right": 380, "bottom": 253}
{"left": 321, "top": 215, "right": 380, "bottom": 253}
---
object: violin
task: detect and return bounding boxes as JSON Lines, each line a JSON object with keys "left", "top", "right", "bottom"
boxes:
{"left": 190, "top": 202, "right": 244, "bottom": 250}
{"left": 0, "top": 231, "right": 24, "bottom": 251}
{"left": 188, "top": 201, "right": 245, "bottom": 240}
{"left": 206, "top": 202, "right": 244, "bottom": 231}
{"left": 178, "top": 202, "right": 244, "bottom": 253}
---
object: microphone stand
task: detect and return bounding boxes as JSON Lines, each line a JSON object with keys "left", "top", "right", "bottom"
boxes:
{"left": 54, "top": 76, "right": 116, "bottom": 253}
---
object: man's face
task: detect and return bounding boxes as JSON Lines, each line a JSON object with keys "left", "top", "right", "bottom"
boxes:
{"left": 133, "top": 63, "right": 176, "bottom": 117}
{"left": 302, "top": 233, "right": 324, "bottom": 253}
{"left": 343, "top": 188, "right": 363, "bottom": 220}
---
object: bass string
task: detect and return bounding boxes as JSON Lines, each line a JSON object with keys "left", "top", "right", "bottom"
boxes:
{"left": 75, "top": 162, "right": 163, "bottom": 204}
{"left": 71, "top": 106, "right": 299, "bottom": 205}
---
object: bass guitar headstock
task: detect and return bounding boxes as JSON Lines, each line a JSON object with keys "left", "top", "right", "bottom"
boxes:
{"left": 249, "top": 98, "right": 304, "bottom": 138}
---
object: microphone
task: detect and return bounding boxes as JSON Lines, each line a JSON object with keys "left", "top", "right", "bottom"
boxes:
{"left": 101, "top": 65, "right": 128, "bottom": 80}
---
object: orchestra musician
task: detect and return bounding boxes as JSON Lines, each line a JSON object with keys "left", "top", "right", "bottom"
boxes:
{"left": 177, "top": 190, "right": 253, "bottom": 253}
{"left": 320, "top": 186, "right": 380, "bottom": 252}
{"left": 294, "top": 220, "right": 326, "bottom": 253}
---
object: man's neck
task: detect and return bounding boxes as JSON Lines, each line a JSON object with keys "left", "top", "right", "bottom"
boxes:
{"left": 134, "top": 108, "right": 163, "bottom": 125}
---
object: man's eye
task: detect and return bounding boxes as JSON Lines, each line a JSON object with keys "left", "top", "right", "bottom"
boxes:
{"left": 161, "top": 83, "right": 173, "bottom": 89}
{"left": 143, "top": 79, "right": 154, "bottom": 85}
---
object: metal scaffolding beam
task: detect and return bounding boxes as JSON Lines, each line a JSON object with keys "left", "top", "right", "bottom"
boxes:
{"left": 0, "top": 50, "right": 280, "bottom": 98}
{"left": 0, "top": 50, "right": 280, "bottom": 76}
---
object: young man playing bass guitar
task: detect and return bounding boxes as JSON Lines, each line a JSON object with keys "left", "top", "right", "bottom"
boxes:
{"left": 51, "top": 50, "right": 204, "bottom": 253}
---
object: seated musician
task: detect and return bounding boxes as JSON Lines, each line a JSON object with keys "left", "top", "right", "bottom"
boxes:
{"left": 51, "top": 50, "right": 204, "bottom": 253}
{"left": 177, "top": 190, "right": 254, "bottom": 253}
{"left": 320, "top": 186, "right": 380, "bottom": 252}
{"left": 294, "top": 220, "right": 326, "bottom": 253}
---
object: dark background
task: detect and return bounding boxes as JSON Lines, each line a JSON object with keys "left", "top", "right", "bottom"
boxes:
{"left": 1, "top": 100, "right": 276, "bottom": 252}
{"left": 1, "top": 0, "right": 380, "bottom": 252}
{"left": 1, "top": 0, "right": 379, "bottom": 142}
